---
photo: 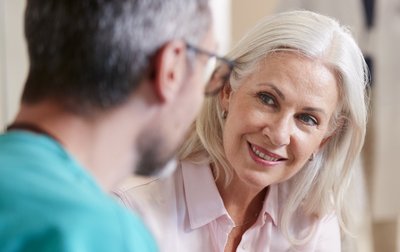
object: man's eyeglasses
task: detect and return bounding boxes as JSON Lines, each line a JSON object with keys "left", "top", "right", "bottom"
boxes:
{"left": 186, "top": 43, "right": 234, "bottom": 96}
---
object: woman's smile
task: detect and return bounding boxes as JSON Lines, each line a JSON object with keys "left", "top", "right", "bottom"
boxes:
{"left": 221, "top": 51, "right": 339, "bottom": 189}
{"left": 248, "top": 142, "right": 287, "bottom": 165}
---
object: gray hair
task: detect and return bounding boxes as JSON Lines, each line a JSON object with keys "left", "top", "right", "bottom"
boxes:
{"left": 23, "top": 0, "right": 211, "bottom": 113}
{"left": 179, "top": 10, "right": 369, "bottom": 244}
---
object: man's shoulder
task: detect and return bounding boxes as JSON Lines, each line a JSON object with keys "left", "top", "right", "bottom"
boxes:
{"left": 0, "top": 205, "right": 157, "bottom": 252}
{"left": 0, "top": 133, "right": 157, "bottom": 251}
{"left": 0, "top": 172, "right": 157, "bottom": 252}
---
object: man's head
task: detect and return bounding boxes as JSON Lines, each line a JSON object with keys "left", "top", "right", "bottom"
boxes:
{"left": 22, "top": 0, "right": 215, "bottom": 177}
{"left": 23, "top": 0, "right": 211, "bottom": 113}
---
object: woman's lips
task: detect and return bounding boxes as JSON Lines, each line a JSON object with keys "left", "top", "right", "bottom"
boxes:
{"left": 248, "top": 142, "right": 287, "bottom": 162}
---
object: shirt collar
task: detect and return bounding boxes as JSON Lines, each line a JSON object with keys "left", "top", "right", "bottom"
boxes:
{"left": 181, "top": 160, "right": 282, "bottom": 229}
{"left": 181, "top": 161, "right": 227, "bottom": 229}
{"left": 261, "top": 183, "right": 279, "bottom": 226}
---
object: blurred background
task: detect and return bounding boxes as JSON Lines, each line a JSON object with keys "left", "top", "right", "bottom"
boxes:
{"left": 1, "top": 0, "right": 399, "bottom": 251}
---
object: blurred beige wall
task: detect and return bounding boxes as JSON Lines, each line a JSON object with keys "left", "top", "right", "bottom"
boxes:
{"left": 210, "top": 0, "right": 231, "bottom": 54}
{"left": 0, "top": 0, "right": 6, "bottom": 128}
{"left": 0, "top": 0, "right": 28, "bottom": 129}
{"left": 231, "top": 0, "right": 277, "bottom": 45}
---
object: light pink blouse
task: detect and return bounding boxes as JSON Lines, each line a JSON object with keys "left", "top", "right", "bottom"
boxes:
{"left": 114, "top": 161, "right": 341, "bottom": 252}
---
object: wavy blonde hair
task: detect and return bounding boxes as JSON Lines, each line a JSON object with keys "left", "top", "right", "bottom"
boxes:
{"left": 179, "top": 10, "right": 369, "bottom": 244}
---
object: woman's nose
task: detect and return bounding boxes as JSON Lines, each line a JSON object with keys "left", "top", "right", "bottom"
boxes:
{"left": 262, "top": 115, "right": 292, "bottom": 147}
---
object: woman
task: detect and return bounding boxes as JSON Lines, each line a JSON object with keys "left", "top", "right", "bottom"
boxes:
{"left": 114, "top": 10, "right": 369, "bottom": 251}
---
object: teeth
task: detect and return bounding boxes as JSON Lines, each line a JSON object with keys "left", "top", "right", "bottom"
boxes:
{"left": 251, "top": 145, "right": 279, "bottom": 161}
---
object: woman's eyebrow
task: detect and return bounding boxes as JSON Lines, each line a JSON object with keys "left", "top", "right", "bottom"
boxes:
{"left": 303, "top": 107, "right": 327, "bottom": 116}
{"left": 257, "top": 83, "right": 285, "bottom": 100}
{"left": 257, "top": 82, "right": 328, "bottom": 116}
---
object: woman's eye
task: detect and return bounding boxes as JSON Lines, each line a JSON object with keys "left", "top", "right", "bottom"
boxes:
{"left": 257, "top": 92, "right": 276, "bottom": 106}
{"left": 298, "top": 114, "right": 318, "bottom": 126}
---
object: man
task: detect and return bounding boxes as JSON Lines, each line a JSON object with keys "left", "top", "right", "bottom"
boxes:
{"left": 0, "top": 0, "right": 221, "bottom": 251}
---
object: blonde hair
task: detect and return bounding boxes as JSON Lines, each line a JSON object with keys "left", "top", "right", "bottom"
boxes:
{"left": 179, "top": 10, "right": 369, "bottom": 244}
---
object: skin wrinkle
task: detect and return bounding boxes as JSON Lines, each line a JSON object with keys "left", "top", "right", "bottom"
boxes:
{"left": 219, "top": 51, "right": 339, "bottom": 200}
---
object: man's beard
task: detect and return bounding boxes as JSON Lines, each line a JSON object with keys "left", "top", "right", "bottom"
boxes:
{"left": 134, "top": 137, "right": 178, "bottom": 177}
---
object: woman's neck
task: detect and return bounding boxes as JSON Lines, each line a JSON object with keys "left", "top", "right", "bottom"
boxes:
{"left": 213, "top": 166, "right": 268, "bottom": 227}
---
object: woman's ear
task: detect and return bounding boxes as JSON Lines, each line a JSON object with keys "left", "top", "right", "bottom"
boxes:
{"left": 152, "top": 40, "right": 187, "bottom": 103}
{"left": 219, "top": 80, "right": 233, "bottom": 111}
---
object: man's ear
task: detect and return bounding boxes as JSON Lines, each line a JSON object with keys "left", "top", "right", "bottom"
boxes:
{"left": 152, "top": 40, "right": 187, "bottom": 103}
